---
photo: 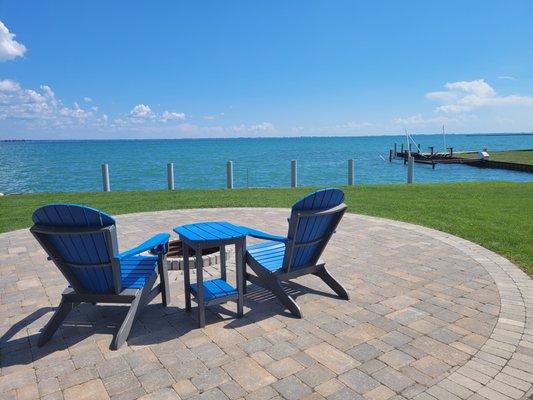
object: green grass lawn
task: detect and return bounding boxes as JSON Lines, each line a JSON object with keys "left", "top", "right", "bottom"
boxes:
{"left": 1, "top": 182, "right": 532, "bottom": 276}
{"left": 461, "top": 149, "right": 533, "bottom": 165}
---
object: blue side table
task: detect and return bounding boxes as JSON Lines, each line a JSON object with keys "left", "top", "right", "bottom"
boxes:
{"left": 174, "top": 221, "right": 246, "bottom": 328}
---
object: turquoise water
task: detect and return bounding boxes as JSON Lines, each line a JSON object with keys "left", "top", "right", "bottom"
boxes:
{"left": 0, "top": 134, "right": 532, "bottom": 194}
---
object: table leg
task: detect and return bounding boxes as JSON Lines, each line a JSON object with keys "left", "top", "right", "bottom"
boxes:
{"left": 195, "top": 249, "right": 206, "bottom": 328}
{"left": 242, "top": 237, "right": 247, "bottom": 295}
{"left": 235, "top": 239, "right": 244, "bottom": 318}
{"left": 219, "top": 245, "right": 227, "bottom": 281}
{"left": 183, "top": 244, "right": 191, "bottom": 313}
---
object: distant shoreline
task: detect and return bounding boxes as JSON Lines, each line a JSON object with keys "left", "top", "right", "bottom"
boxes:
{"left": 1, "top": 132, "right": 533, "bottom": 142}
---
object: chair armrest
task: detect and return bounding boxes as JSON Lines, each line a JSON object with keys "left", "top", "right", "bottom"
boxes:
{"left": 119, "top": 233, "right": 170, "bottom": 258}
{"left": 237, "top": 226, "right": 287, "bottom": 243}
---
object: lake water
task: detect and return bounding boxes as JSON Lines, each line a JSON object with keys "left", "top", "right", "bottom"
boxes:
{"left": 0, "top": 134, "right": 532, "bottom": 194}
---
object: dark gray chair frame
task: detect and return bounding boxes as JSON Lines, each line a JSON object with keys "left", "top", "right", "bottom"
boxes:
{"left": 30, "top": 224, "right": 170, "bottom": 350}
{"left": 245, "top": 203, "right": 349, "bottom": 318}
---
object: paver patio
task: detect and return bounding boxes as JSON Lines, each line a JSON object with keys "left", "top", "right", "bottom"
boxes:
{"left": 0, "top": 208, "right": 531, "bottom": 400}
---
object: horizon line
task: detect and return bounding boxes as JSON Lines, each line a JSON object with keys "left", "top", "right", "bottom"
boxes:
{"left": 1, "top": 131, "right": 533, "bottom": 142}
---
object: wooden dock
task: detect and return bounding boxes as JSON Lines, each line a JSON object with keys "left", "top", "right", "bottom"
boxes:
{"left": 390, "top": 146, "right": 533, "bottom": 173}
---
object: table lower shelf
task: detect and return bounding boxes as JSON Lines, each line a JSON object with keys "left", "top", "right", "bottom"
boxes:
{"left": 190, "top": 278, "right": 238, "bottom": 305}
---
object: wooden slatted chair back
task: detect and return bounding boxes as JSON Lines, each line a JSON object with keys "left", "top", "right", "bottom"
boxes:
{"left": 282, "top": 189, "right": 346, "bottom": 273}
{"left": 30, "top": 204, "right": 121, "bottom": 294}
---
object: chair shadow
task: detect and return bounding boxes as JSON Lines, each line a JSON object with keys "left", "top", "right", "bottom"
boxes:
{"left": 223, "top": 279, "right": 342, "bottom": 329}
{"left": 0, "top": 303, "right": 199, "bottom": 367}
{"left": 0, "top": 280, "right": 340, "bottom": 368}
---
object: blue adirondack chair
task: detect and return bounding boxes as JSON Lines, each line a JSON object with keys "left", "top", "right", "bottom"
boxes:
{"left": 30, "top": 204, "right": 171, "bottom": 350}
{"left": 241, "top": 188, "right": 349, "bottom": 318}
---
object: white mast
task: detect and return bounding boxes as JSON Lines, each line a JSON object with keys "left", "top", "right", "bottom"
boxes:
{"left": 442, "top": 125, "right": 447, "bottom": 153}
{"left": 405, "top": 128, "right": 411, "bottom": 157}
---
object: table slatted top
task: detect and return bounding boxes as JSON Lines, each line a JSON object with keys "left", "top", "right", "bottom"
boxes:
{"left": 174, "top": 221, "right": 245, "bottom": 244}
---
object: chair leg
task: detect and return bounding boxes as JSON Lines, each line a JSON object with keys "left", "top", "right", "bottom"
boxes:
{"left": 158, "top": 254, "right": 170, "bottom": 307}
{"left": 242, "top": 263, "right": 247, "bottom": 295}
{"left": 268, "top": 278, "right": 303, "bottom": 318}
{"left": 247, "top": 261, "right": 303, "bottom": 318}
{"left": 314, "top": 266, "right": 350, "bottom": 300}
{"left": 111, "top": 292, "right": 141, "bottom": 350}
{"left": 112, "top": 273, "right": 157, "bottom": 350}
{"left": 38, "top": 298, "right": 78, "bottom": 346}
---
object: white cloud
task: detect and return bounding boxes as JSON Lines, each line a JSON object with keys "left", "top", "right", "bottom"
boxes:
{"left": 161, "top": 110, "right": 186, "bottom": 121}
{"left": 83, "top": 96, "right": 93, "bottom": 103}
{"left": 498, "top": 76, "right": 517, "bottom": 81}
{"left": 0, "top": 79, "right": 99, "bottom": 128}
{"left": 126, "top": 106, "right": 186, "bottom": 123}
{"left": 426, "top": 79, "right": 533, "bottom": 113}
{"left": 251, "top": 122, "right": 275, "bottom": 132}
{"left": 297, "top": 121, "right": 374, "bottom": 136}
{"left": 101, "top": 120, "right": 278, "bottom": 138}
{"left": 0, "top": 81, "right": 274, "bottom": 138}
{"left": 0, "top": 21, "right": 26, "bottom": 62}
{"left": 334, "top": 121, "right": 373, "bottom": 130}
{"left": 0, "top": 78, "right": 20, "bottom": 91}
{"left": 392, "top": 114, "right": 454, "bottom": 126}
{"left": 130, "top": 104, "right": 153, "bottom": 118}
{"left": 232, "top": 122, "right": 275, "bottom": 133}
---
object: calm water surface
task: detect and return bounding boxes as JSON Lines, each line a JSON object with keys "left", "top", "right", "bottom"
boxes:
{"left": 0, "top": 134, "right": 532, "bottom": 194}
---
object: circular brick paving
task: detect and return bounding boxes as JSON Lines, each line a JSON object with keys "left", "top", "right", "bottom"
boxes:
{"left": 0, "top": 208, "right": 531, "bottom": 400}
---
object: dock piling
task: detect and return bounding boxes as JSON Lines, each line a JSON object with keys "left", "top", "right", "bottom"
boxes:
{"left": 291, "top": 160, "right": 298, "bottom": 187}
{"left": 348, "top": 159, "right": 354, "bottom": 185}
{"left": 407, "top": 156, "right": 414, "bottom": 184}
{"left": 167, "top": 163, "right": 174, "bottom": 190}
{"left": 226, "top": 161, "right": 234, "bottom": 189}
{"left": 101, "top": 164, "right": 110, "bottom": 192}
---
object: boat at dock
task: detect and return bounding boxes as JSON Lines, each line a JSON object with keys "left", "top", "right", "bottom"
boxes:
{"left": 390, "top": 143, "right": 533, "bottom": 173}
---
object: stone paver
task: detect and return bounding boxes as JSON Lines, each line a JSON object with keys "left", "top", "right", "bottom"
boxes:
{"left": 305, "top": 343, "right": 357, "bottom": 374}
{"left": 63, "top": 379, "right": 109, "bottom": 400}
{"left": 0, "top": 208, "right": 531, "bottom": 399}
{"left": 222, "top": 357, "right": 276, "bottom": 392}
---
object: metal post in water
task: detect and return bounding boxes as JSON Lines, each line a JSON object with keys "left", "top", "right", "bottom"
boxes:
{"left": 167, "top": 163, "right": 174, "bottom": 190}
{"left": 407, "top": 156, "right": 414, "bottom": 184}
{"left": 226, "top": 161, "right": 234, "bottom": 189}
{"left": 389, "top": 150, "right": 393, "bottom": 162}
{"left": 291, "top": 160, "right": 297, "bottom": 188}
{"left": 101, "top": 164, "right": 110, "bottom": 192}
{"left": 348, "top": 159, "right": 354, "bottom": 185}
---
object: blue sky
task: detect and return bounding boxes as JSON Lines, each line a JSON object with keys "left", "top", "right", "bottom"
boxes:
{"left": 1, "top": 1, "right": 533, "bottom": 139}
